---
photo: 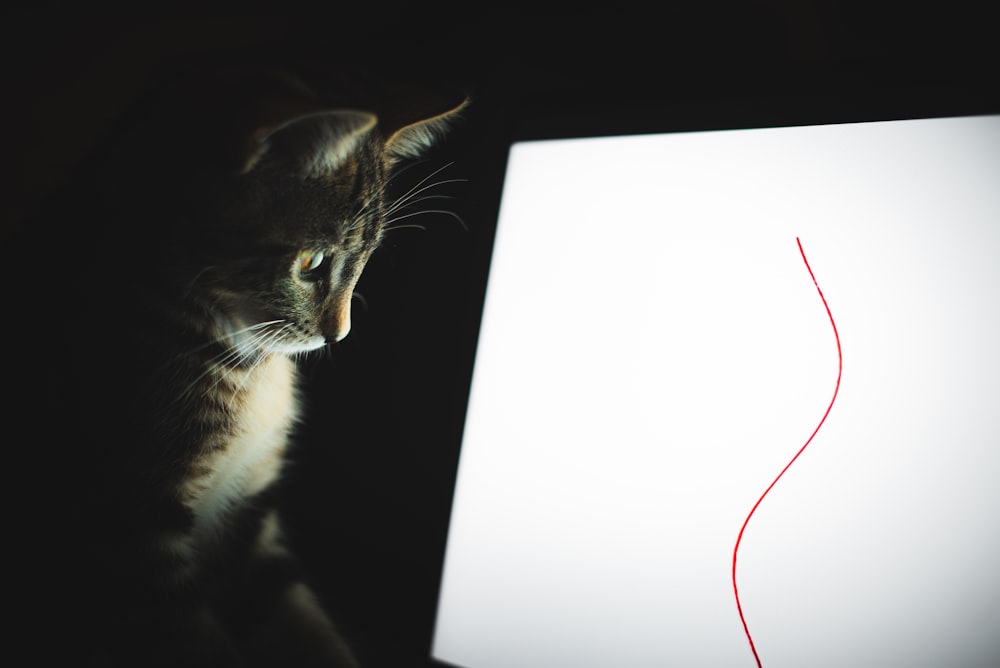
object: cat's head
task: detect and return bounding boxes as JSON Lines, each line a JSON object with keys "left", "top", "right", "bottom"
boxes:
{"left": 113, "top": 67, "right": 467, "bottom": 357}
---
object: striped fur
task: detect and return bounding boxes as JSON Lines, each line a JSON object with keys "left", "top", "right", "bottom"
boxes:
{"left": 17, "top": 67, "right": 466, "bottom": 666}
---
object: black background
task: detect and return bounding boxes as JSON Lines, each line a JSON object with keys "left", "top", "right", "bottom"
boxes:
{"left": 4, "top": 3, "right": 996, "bottom": 667}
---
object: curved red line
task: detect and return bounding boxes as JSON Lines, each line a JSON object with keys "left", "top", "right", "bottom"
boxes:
{"left": 731, "top": 237, "right": 843, "bottom": 667}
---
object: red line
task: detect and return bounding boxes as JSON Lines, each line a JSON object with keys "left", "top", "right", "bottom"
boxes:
{"left": 731, "top": 237, "right": 843, "bottom": 667}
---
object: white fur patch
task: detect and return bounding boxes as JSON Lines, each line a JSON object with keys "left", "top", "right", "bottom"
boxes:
{"left": 187, "top": 355, "right": 298, "bottom": 542}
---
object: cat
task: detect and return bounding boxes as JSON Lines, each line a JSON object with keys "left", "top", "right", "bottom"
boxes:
{"left": 6, "top": 63, "right": 466, "bottom": 667}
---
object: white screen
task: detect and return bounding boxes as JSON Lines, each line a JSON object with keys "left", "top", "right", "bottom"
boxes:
{"left": 433, "top": 116, "right": 1000, "bottom": 668}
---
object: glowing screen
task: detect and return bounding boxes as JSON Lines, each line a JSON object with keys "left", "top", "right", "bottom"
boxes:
{"left": 433, "top": 115, "right": 1000, "bottom": 667}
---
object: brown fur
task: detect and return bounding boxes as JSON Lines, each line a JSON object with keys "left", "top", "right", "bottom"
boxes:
{"left": 8, "top": 65, "right": 465, "bottom": 666}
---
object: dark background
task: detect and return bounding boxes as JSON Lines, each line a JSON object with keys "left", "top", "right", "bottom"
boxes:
{"left": 4, "top": 3, "right": 996, "bottom": 667}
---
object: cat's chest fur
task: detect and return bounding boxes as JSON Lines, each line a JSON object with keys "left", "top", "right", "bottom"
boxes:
{"left": 181, "top": 354, "right": 299, "bottom": 540}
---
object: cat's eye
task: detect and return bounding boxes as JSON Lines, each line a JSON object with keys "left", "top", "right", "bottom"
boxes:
{"left": 296, "top": 250, "right": 327, "bottom": 280}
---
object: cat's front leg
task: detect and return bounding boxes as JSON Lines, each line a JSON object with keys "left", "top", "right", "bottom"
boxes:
{"left": 227, "top": 510, "right": 359, "bottom": 668}
{"left": 245, "top": 579, "right": 360, "bottom": 668}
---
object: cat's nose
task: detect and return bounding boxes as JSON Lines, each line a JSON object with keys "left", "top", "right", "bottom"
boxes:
{"left": 325, "top": 298, "right": 352, "bottom": 343}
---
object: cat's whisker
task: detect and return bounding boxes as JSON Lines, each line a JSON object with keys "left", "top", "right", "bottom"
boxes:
{"left": 354, "top": 160, "right": 436, "bottom": 220}
{"left": 302, "top": 339, "right": 333, "bottom": 366}
{"left": 209, "top": 337, "right": 268, "bottom": 402}
{"left": 384, "top": 162, "right": 458, "bottom": 214}
{"left": 178, "top": 346, "right": 246, "bottom": 403}
{"left": 226, "top": 324, "right": 295, "bottom": 409}
{"left": 384, "top": 156, "right": 433, "bottom": 186}
{"left": 384, "top": 186, "right": 466, "bottom": 223}
{"left": 384, "top": 208, "right": 468, "bottom": 232}
{"left": 384, "top": 179, "right": 467, "bottom": 217}
{"left": 177, "top": 320, "right": 289, "bottom": 403}
{"left": 165, "top": 325, "right": 266, "bottom": 388}
{"left": 165, "top": 319, "right": 288, "bottom": 368}
{"left": 241, "top": 319, "right": 289, "bottom": 332}
{"left": 383, "top": 194, "right": 458, "bottom": 220}
{"left": 383, "top": 223, "right": 427, "bottom": 233}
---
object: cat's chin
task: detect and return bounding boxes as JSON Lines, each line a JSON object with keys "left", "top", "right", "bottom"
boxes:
{"left": 265, "top": 336, "right": 327, "bottom": 356}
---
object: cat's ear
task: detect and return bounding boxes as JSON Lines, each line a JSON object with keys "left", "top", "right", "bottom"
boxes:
{"left": 381, "top": 92, "right": 469, "bottom": 164}
{"left": 226, "top": 68, "right": 466, "bottom": 172}
{"left": 243, "top": 109, "right": 377, "bottom": 177}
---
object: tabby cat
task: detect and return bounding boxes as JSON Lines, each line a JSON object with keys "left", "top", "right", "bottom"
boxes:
{"left": 11, "top": 64, "right": 465, "bottom": 666}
